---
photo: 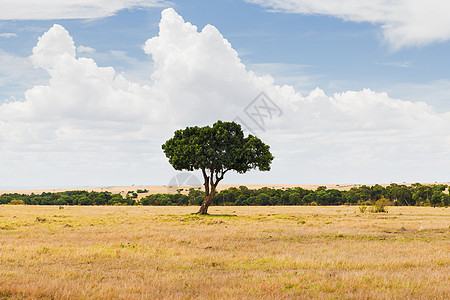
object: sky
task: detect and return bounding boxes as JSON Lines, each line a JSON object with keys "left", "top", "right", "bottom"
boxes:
{"left": 1, "top": 0, "right": 450, "bottom": 189}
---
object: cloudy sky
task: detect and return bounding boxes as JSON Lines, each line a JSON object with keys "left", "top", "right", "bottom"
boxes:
{"left": 1, "top": 0, "right": 450, "bottom": 189}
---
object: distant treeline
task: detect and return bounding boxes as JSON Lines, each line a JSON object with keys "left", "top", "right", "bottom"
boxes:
{"left": 1, "top": 183, "right": 449, "bottom": 207}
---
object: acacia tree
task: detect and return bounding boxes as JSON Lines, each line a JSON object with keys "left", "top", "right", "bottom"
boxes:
{"left": 162, "top": 120, "right": 274, "bottom": 214}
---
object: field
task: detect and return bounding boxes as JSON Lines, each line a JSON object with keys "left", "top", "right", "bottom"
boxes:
{"left": 0, "top": 205, "right": 448, "bottom": 299}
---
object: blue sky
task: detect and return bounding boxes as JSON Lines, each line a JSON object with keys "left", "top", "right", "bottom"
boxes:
{"left": 1, "top": 1, "right": 450, "bottom": 189}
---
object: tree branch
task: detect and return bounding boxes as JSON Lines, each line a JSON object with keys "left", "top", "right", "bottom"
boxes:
{"left": 209, "top": 168, "right": 215, "bottom": 194}
{"left": 202, "top": 168, "right": 210, "bottom": 196}
{"left": 212, "top": 168, "right": 228, "bottom": 189}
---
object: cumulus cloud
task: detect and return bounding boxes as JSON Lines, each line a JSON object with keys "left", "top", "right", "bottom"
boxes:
{"left": 1, "top": 24, "right": 165, "bottom": 124}
{"left": 1, "top": 8, "right": 450, "bottom": 188}
{"left": 0, "top": 27, "right": 167, "bottom": 187}
{"left": 245, "top": 0, "right": 450, "bottom": 50}
{"left": 0, "top": 0, "right": 168, "bottom": 20}
{"left": 142, "top": 8, "right": 299, "bottom": 124}
{"left": 0, "top": 22, "right": 169, "bottom": 190}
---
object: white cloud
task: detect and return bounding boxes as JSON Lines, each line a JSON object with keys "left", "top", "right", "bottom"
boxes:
{"left": 77, "top": 46, "right": 96, "bottom": 53}
{"left": 142, "top": 8, "right": 293, "bottom": 124}
{"left": 0, "top": 0, "right": 168, "bottom": 20}
{"left": 1, "top": 8, "right": 450, "bottom": 188}
{"left": 0, "top": 24, "right": 169, "bottom": 170}
{"left": 245, "top": 0, "right": 450, "bottom": 50}
{"left": 0, "top": 33, "right": 17, "bottom": 38}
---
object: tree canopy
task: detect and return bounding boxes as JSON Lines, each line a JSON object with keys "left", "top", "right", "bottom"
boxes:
{"left": 162, "top": 120, "right": 274, "bottom": 214}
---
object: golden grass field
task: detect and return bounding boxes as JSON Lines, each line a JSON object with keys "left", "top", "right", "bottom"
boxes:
{"left": 0, "top": 205, "right": 448, "bottom": 299}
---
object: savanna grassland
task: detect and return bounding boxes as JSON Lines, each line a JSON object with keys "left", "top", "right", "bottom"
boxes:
{"left": 0, "top": 205, "right": 448, "bottom": 299}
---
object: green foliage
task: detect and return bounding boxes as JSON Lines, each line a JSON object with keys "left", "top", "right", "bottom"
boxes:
{"left": 161, "top": 121, "right": 274, "bottom": 174}
{"left": 127, "top": 192, "right": 138, "bottom": 199}
{"left": 387, "top": 184, "right": 412, "bottom": 205}
{"left": 0, "top": 183, "right": 448, "bottom": 207}
{"left": 346, "top": 186, "right": 372, "bottom": 204}
{"left": 188, "top": 188, "right": 205, "bottom": 205}
{"left": 140, "top": 193, "right": 189, "bottom": 206}
{"left": 370, "top": 197, "right": 390, "bottom": 213}
{"left": 430, "top": 184, "right": 448, "bottom": 207}
{"left": 0, "top": 191, "right": 121, "bottom": 206}
{"left": 9, "top": 199, "right": 24, "bottom": 205}
{"left": 359, "top": 205, "right": 368, "bottom": 213}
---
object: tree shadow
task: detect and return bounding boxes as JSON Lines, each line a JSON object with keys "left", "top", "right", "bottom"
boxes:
{"left": 189, "top": 213, "right": 237, "bottom": 217}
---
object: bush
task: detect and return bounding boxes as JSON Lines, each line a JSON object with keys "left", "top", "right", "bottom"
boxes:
{"left": 359, "top": 205, "right": 367, "bottom": 213}
{"left": 10, "top": 199, "right": 24, "bottom": 205}
{"left": 370, "top": 198, "right": 390, "bottom": 213}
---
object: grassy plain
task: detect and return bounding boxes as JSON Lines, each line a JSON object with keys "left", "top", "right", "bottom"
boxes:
{"left": 0, "top": 205, "right": 448, "bottom": 299}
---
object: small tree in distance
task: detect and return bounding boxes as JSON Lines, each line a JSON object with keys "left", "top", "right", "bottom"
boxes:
{"left": 162, "top": 120, "right": 274, "bottom": 214}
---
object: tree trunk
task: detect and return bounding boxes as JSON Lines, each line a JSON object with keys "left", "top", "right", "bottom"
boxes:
{"left": 197, "top": 168, "right": 224, "bottom": 214}
{"left": 198, "top": 168, "right": 212, "bottom": 214}
{"left": 198, "top": 191, "right": 215, "bottom": 214}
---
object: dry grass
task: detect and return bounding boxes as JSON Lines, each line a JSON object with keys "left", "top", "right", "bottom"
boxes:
{"left": 0, "top": 205, "right": 448, "bottom": 299}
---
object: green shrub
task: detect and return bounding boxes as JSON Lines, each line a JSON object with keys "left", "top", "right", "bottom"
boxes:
{"left": 10, "top": 199, "right": 24, "bottom": 205}
{"left": 370, "top": 197, "right": 390, "bottom": 213}
{"left": 359, "top": 205, "right": 367, "bottom": 213}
